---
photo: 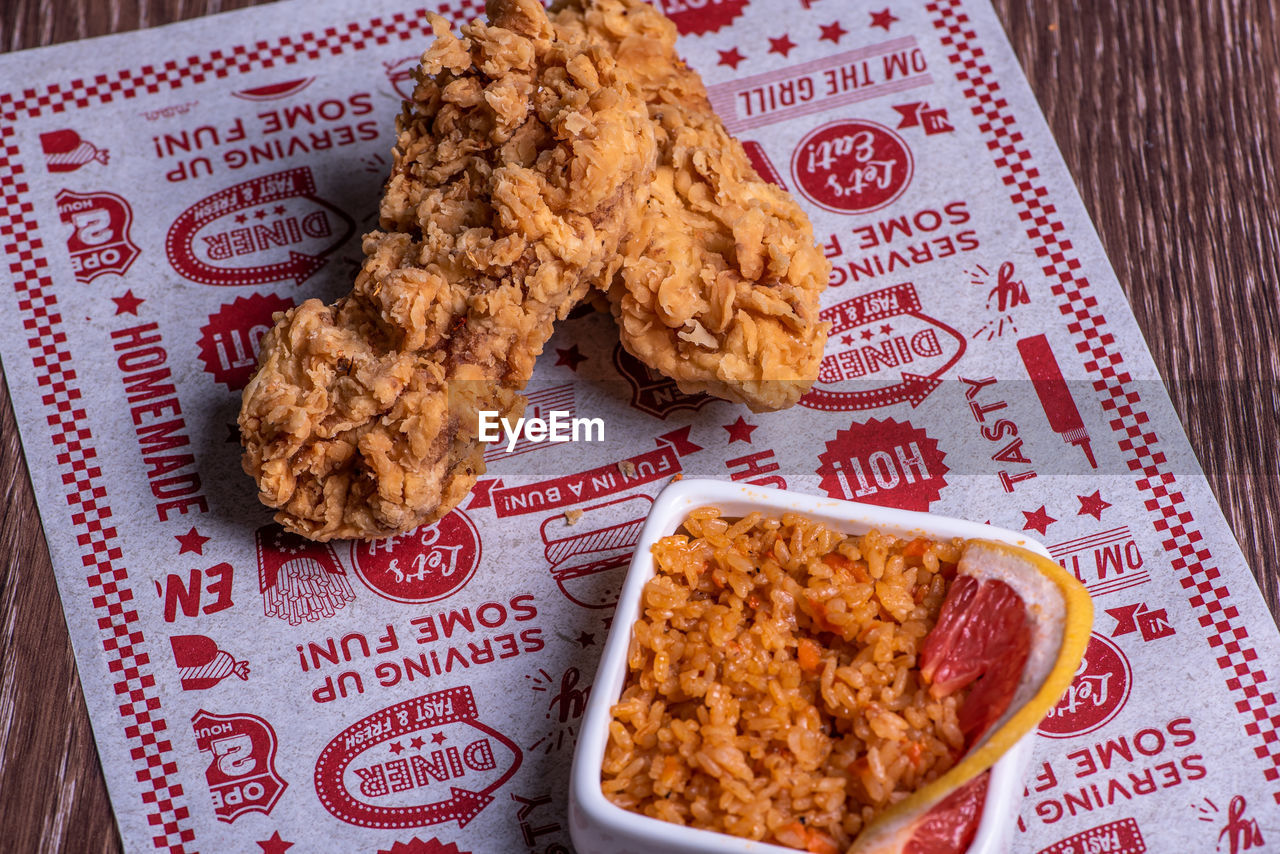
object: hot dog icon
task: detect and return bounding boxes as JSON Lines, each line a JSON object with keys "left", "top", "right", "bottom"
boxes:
{"left": 541, "top": 494, "right": 652, "bottom": 609}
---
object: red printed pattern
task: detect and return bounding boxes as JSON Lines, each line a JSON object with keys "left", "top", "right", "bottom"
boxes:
{"left": 925, "top": 0, "right": 1280, "bottom": 800}
{"left": 0, "top": 144, "right": 198, "bottom": 848}
{"left": 0, "top": 4, "right": 482, "bottom": 119}
{"left": 1, "top": 167, "right": 194, "bottom": 846}
{"left": 0, "top": 3, "right": 474, "bottom": 852}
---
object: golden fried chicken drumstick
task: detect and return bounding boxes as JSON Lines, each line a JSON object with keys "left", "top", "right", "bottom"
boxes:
{"left": 239, "top": 0, "right": 655, "bottom": 541}
{"left": 553, "top": 0, "right": 830, "bottom": 412}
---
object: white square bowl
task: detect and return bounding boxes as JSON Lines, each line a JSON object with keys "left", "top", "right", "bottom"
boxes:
{"left": 569, "top": 478, "right": 1047, "bottom": 854}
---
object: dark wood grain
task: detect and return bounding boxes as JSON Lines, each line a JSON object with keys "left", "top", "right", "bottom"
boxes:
{"left": 1, "top": 1, "right": 1276, "bottom": 852}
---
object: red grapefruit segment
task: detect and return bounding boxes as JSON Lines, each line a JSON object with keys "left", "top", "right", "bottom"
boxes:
{"left": 921, "top": 575, "right": 1031, "bottom": 743}
{"left": 902, "top": 771, "right": 990, "bottom": 854}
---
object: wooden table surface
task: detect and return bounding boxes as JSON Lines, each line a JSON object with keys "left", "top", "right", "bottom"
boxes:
{"left": 2, "top": 0, "right": 1278, "bottom": 851}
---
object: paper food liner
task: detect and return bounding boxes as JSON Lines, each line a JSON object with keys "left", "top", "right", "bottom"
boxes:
{"left": 1, "top": 0, "right": 1278, "bottom": 851}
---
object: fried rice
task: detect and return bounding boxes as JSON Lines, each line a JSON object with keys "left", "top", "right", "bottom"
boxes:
{"left": 601, "top": 507, "right": 970, "bottom": 853}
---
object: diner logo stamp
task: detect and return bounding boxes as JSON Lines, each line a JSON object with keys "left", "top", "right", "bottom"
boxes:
{"left": 165, "top": 166, "right": 354, "bottom": 286}
{"left": 55, "top": 189, "right": 140, "bottom": 282}
{"left": 192, "top": 709, "right": 287, "bottom": 822}
{"left": 197, "top": 292, "right": 294, "bottom": 390}
{"left": 349, "top": 510, "right": 481, "bottom": 604}
{"left": 791, "top": 119, "right": 913, "bottom": 213}
{"left": 815, "top": 417, "right": 948, "bottom": 511}
{"left": 1038, "top": 633, "right": 1132, "bottom": 739}
{"left": 800, "top": 281, "right": 964, "bottom": 411}
{"left": 313, "top": 685, "right": 521, "bottom": 829}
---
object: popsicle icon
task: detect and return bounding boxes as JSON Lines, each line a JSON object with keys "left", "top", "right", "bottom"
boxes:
{"left": 170, "top": 634, "right": 250, "bottom": 690}
{"left": 1016, "top": 333, "right": 1098, "bottom": 469}
{"left": 39, "top": 129, "right": 109, "bottom": 172}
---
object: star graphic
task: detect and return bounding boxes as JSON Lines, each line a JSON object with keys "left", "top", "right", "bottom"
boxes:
{"left": 234, "top": 213, "right": 248, "bottom": 224}
{"left": 860, "top": 328, "right": 875, "bottom": 341}
{"left": 879, "top": 323, "right": 893, "bottom": 335}
{"left": 1077, "top": 490, "right": 1112, "bottom": 520}
{"left": 389, "top": 741, "right": 404, "bottom": 755}
{"left": 870, "top": 9, "right": 899, "bottom": 31}
{"left": 254, "top": 208, "right": 269, "bottom": 220}
{"left": 112, "top": 289, "right": 144, "bottom": 316}
{"left": 409, "top": 736, "right": 425, "bottom": 750}
{"left": 841, "top": 334, "right": 854, "bottom": 346}
{"left": 257, "top": 832, "right": 294, "bottom": 854}
{"left": 718, "top": 47, "right": 747, "bottom": 69}
{"left": 273, "top": 205, "right": 287, "bottom": 215}
{"left": 768, "top": 34, "right": 798, "bottom": 57}
{"left": 1021, "top": 506, "right": 1057, "bottom": 536}
{"left": 175, "top": 527, "right": 210, "bottom": 556}
{"left": 431, "top": 731, "right": 447, "bottom": 745}
{"left": 555, "top": 345, "right": 586, "bottom": 371}
{"left": 576, "top": 631, "right": 596, "bottom": 648}
{"left": 819, "top": 21, "right": 848, "bottom": 43}
{"left": 723, "top": 416, "right": 758, "bottom": 444}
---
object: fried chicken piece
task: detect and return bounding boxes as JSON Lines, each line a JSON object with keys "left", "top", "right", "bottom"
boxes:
{"left": 239, "top": 0, "right": 655, "bottom": 541}
{"left": 553, "top": 0, "right": 830, "bottom": 412}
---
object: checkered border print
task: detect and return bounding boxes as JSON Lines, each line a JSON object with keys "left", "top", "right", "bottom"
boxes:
{"left": 926, "top": 0, "right": 1280, "bottom": 802}
{"left": 0, "top": 3, "right": 473, "bottom": 851}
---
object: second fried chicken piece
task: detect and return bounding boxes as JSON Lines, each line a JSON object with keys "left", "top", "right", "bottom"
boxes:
{"left": 554, "top": 0, "right": 830, "bottom": 412}
{"left": 240, "top": 0, "right": 654, "bottom": 540}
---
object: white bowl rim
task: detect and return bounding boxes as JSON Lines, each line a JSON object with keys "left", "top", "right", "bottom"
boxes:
{"left": 569, "top": 478, "right": 1048, "bottom": 854}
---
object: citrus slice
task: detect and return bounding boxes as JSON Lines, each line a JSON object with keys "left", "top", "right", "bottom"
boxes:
{"left": 921, "top": 573, "right": 1032, "bottom": 744}
{"left": 902, "top": 772, "right": 989, "bottom": 854}
{"left": 848, "top": 539, "right": 1092, "bottom": 854}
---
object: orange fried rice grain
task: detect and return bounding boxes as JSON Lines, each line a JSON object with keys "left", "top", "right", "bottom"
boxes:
{"left": 602, "top": 508, "right": 968, "bottom": 850}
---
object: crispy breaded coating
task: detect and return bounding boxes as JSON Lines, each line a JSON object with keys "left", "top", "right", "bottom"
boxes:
{"left": 239, "top": 0, "right": 655, "bottom": 540}
{"left": 554, "top": 0, "right": 829, "bottom": 412}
